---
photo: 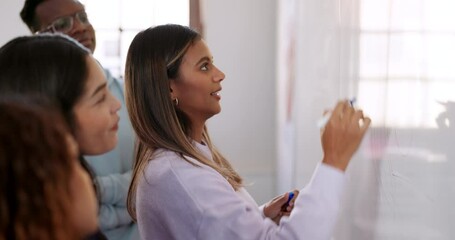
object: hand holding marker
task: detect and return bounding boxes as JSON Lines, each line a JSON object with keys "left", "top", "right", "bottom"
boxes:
{"left": 281, "top": 191, "right": 295, "bottom": 211}
{"left": 317, "top": 98, "right": 356, "bottom": 129}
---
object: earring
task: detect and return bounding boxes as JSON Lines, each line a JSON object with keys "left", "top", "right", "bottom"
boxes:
{"left": 173, "top": 98, "right": 179, "bottom": 106}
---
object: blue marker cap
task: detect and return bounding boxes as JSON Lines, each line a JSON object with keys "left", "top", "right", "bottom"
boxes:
{"left": 282, "top": 191, "right": 296, "bottom": 211}
{"left": 286, "top": 192, "right": 295, "bottom": 205}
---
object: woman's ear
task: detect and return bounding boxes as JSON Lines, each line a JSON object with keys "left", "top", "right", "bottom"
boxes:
{"left": 169, "top": 80, "right": 179, "bottom": 106}
{"left": 169, "top": 79, "right": 176, "bottom": 99}
{"left": 169, "top": 88, "right": 175, "bottom": 100}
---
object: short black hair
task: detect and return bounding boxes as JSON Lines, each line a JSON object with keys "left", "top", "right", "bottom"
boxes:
{"left": 20, "top": 0, "right": 45, "bottom": 32}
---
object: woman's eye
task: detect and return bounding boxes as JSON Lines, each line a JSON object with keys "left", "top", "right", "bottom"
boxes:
{"left": 97, "top": 94, "right": 106, "bottom": 103}
{"left": 201, "top": 63, "right": 209, "bottom": 71}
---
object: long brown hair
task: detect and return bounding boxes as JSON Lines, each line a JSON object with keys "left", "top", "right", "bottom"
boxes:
{"left": 0, "top": 34, "right": 99, "bottom": 202}
{"left": 125, "top": 24, "right": 243, "bottom": 220}
{"left": 0, "top": 98, "right": 78, "bottom": 240}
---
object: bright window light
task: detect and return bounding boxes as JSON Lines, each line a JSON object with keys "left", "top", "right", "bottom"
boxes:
{"left": 80, "top": 0, "right": 189, "bottom": 79}
{"left": 359, "top": 0, "right": 455, "bottom": 128}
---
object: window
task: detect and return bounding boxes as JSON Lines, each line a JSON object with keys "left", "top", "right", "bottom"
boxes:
{"left": 81, "top": 0, "right": 190, "bottom": 79}
{"left": 358, "top": 0, "right": 455, "bottom": 128}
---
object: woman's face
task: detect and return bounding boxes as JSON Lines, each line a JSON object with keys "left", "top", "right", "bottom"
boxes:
{"left": 73, "top": 55, "right": 121, "bottom": 155}
{"left": 170, "top": 39, "right": 225, "bottom": 125}
{"left": 66, "top": 136, "right": 98, "bottom": 237}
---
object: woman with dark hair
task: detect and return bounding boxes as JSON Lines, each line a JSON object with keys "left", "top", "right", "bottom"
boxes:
{"left": 125, "top": 24, "right": 371, "bottom": 239}
{"left": 0, "top": 99, "right": 98, "bottom": 240}
{"left": 0, "top": 34, "right": 119, "bottom": 157}
{"left": 0, "top": 34, "right": 120, "bottom": 239}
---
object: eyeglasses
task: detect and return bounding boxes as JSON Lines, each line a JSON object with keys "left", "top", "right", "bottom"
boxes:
{"left": 39, "top": 11, "right": 90, "bottom": 34}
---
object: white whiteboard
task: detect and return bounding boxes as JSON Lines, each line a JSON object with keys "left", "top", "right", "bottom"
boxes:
{"left": 277, "top": 0, "right": 455, "bottom": 239}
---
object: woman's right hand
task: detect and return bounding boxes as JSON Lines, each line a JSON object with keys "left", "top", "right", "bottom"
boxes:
{"left": 321, "top": 100, "right": 371, "bottom": 171}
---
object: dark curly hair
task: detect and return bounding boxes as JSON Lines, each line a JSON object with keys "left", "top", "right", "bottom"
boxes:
{"left": 0, "top": 98, "right": 79, "bottom": 240}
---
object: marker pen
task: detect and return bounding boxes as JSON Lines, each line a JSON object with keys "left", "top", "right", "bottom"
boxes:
{"left": 281, "top": 191, "right": 295, "bottom": 211}
{"left": 317, "top": 98, "right": 356, "bottom": 129}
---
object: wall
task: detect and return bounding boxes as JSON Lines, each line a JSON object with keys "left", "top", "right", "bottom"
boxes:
{"left": 201, "top": 0, "right": 277, "bottom": 204}
{"left": 0, "top": 0, "right": 28, "bottom": 46}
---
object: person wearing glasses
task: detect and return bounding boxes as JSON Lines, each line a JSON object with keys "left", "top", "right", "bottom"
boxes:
{"left": 19, "top": 1, "right": 138, "bottom": 240}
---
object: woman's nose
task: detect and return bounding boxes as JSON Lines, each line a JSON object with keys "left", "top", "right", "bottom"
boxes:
{"left": 214, "top": 65, "right": 225, "bottom": 82}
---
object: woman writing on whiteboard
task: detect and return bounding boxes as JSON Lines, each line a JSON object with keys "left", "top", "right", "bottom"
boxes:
{"left": 125, "top": 24, "right": 371, "bottom": 240}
